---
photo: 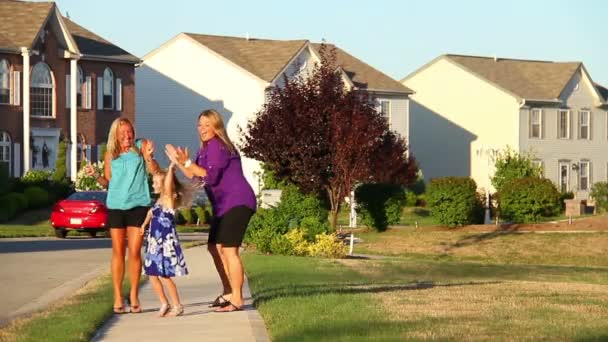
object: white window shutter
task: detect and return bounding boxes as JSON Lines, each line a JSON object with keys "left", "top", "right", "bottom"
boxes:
{"left": 97, "top": 77, "right": 103, "bottom": 110}
{"left": 13, "top": 71, "right": 20, "bottom": 106}
{"left": 9, "top": 70, "right": 13, "bottom": 105}
{"left": 85, "top": 76, "right": 92, "bottom": 109}
{"left": 115, "top": 78, "right": 122, "bottom": 111}
{"left": 65, "top": 74, "right": 71, "bottom": 108}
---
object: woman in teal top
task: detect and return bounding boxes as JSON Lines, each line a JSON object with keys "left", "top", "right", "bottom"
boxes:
{"left": 85, "top": 117, "right": 159, "bottom": 314}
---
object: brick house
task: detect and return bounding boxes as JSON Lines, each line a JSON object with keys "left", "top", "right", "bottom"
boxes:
{"left": 0, "top": 0, "right": 139, "bottom": 179}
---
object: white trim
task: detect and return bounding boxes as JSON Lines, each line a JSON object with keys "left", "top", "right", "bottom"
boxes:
{"left": 115, "top": 78, "right": 122, "bottom": 111}
{"left": 557, "top": 109, "right": 570, "bottom": 139}
{"left": 12, "top": 70, "right": 20, "bottom": 106}
{"left": 530, "top": 108, "right": 543, "bottom": 139}
{"left": 85, "top": 76, "right": 92, "bottom": 109}
{"left": 579, "top": 160, "right": 591, "bottom": 191}
{"left": 22, "top": 49, "right": 30, "bottom": 173}
{"left": 70, "top": 59, "right": 78, "bottom": 181}
{"left": 578, "top": 110, "right": 591, "bottom": 140}
{"left": 268, "top": 42, "right": 311, "bottom": 86}
{"left": 558, "top": 161, "right": 570, "bottom": 192}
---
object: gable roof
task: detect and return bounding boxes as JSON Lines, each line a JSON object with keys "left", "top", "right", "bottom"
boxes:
{"left": 0, "top": 0, "right": 54, "bottom": 52}
{"left": 181, "top": 33, "right": 411, "bottom": 94}
{"left": 595, "top": 83, "right": 608, "bottom": 102}
{"left": 311, "top": 43, "right": 412, "bottom": 94}
{"left": 184, "top": 33, "right": 307, "bottom": 83}
{"left": 445, "top": 54, "right": 581, "bottom": 100}
{"left": 63, "top": 17, "right": 139, "bottom": 63}
{"left": 0, "top": 0, "right": 138, "bottom": 63}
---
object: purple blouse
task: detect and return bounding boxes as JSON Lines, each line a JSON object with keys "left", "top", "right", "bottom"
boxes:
{"left": 195, "top": 137, "right": 256, "bottom": 217}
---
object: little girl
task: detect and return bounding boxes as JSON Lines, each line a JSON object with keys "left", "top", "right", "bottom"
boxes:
{"left": 141, "top": 162, "right": 188, "bottom": 317}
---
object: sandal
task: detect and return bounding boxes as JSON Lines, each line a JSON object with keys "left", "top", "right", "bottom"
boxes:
{"left": 209, "top": 294, "right": 230, "bottom": 308}
{"left": 130, "top": 304, "right": 143, "bottom": 313}
{"left": 166, "top": 304, "right": 184, "bottom": 317}
{"left": 158, "top": 303, "right": 171, "bottom": 317}
{"left": 214, "top": 301, "right": 243, "bottom": 313}
{"left": 113, "top": 306, "right": 127, "bottom": 314}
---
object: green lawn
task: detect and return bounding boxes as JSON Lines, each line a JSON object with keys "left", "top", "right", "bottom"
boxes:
{"left": 337, "top": 206, "right": 439, "bottom": 227}
{"left": 244, "top": 230, "right": 608, "bottom": 341}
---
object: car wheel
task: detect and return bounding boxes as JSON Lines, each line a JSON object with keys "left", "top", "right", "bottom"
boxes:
{"left": 54, "top": 228, "right": 67, "bottom": 239}
{"left": 88, "top": 231, "right": 97, "bottom": 238}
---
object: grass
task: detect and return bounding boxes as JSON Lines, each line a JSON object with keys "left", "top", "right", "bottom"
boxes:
{"left": 0, "top": 275, "right": 117, "bottom": 342}
{"left": 337, "top": 206, "right": 439, "bottom": 227}
{"left": 243, "top": 229, "right": 608, "bottom": 341}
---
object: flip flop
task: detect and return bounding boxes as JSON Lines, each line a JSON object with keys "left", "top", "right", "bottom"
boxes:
{"left": 113, "top": 306, "right": 127, "bottom": 314}
{"left": 209, "top": 295, "right": 230, "bottom": 308}
{"left": 214, "top": 301, "right": 243, "bottom": 312}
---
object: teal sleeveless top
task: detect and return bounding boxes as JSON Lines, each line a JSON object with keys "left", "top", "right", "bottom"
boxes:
{"left": 106, "top": 139, "right": 151, "bottom": 210}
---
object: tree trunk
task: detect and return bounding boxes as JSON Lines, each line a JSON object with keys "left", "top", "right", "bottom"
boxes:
{"left": 330, "top": 209, "right": 338, "bottom": 231}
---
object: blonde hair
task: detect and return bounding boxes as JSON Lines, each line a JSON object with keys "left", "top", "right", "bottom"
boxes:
{"left": 154, "top": 169, "right": 193, "bottom": 208}
{"left": 199, "top": 109, "right": 237, "bottom": 154}
{"left": 107, "top": 117, "right": 140, "bottom": 159}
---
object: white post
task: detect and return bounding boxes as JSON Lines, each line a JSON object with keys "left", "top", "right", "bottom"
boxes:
{"left": 21, "top": 48, "right": 30, "bottom": 173}
{"left": 349, "top": 233, "right": 354, "bottom": 255}
{"left": 349, "top": 190, "right": 357, "bottom": 228}
{"left": 70, "top": 58, "right": 78, "bottom": 181}
{"left": 484, "top": 191, "right": 492, "bottom": 224}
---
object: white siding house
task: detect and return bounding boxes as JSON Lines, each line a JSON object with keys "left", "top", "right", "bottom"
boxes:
{"left": 137, "top": 33, "right": 413, "bottom": 192}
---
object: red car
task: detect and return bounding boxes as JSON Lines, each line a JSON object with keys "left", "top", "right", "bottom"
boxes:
{"left": 50, "top": 191, "right": 108, "bottom": 238}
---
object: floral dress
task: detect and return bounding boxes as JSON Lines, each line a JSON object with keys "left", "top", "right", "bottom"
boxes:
{"left": 144, "top": 204, "right": 188, "bottom": 277}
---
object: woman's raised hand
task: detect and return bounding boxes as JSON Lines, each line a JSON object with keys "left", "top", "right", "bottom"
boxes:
{"left": 83, "top": 163, "right": 97, "bottom": 177}
{"left": 165, "top": 144, "right": 189, "bottom": 165}
{"left": 141, "top": 139, "right": 155, "bottom": 160}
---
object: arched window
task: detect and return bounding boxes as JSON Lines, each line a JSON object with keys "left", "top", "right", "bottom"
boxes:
{"left": 31, "top": 62, "right": 53, "bottom": 117}
{"left": 0, "top": 59, "right": 9, "bottom": 104}
{"left": 103, "top": 67, "right": 113, "bottom": 109}
{"left": 0, "top": 132, "right": 11, "bottom": 165}
{"left": 77, "top": 66, "right": 84, "bottom": 108}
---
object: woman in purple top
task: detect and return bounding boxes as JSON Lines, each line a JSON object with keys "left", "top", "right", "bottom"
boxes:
{"left": 166, "top": 109, "right": 256, "bottom": 312}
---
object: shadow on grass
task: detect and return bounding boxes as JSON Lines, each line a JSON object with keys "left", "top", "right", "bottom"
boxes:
{"left": 446, "top": 226, "right": 523, "bottom": 251}
{"left": 252, "top": 280, "right": 502, "bottom": 305}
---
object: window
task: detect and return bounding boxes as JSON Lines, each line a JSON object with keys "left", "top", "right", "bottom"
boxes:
{"left": 379, "top": 100, "right": 391, "bottom": 118}
{"left": 558, "top": 161, "right": 570, "bottom": 193}
{"left": 530, "top": 109, "right": 542, "bottom": 138}
{"left": 30, "top": 62, "right": 53, "bottom": 117}
{"left": 0, "top": 131, "right": 10, "bottom": 163}
{"left": 558, "top": 110, "right": 570, "bottom": 139}
{"left": 0, "top": 59, "right": 9, "bottom": 104}
{"left": 77, "top": 66, "right": 84, "bottom": 108}
{"left": 103, "top": 68, "right": 113, "bottom": 109}
{"left": 579, "top": 110, "right": 590, "bottom": 139}
{"left": 532, "top": 159, "right": 544, "bottom": 176}
{"left": 579, "top": 160, "right": 590, "bottom": 191}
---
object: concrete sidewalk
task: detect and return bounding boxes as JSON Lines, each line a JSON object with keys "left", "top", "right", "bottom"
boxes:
{"left": 92, "top": 247, "right": 270, "bottom": 342}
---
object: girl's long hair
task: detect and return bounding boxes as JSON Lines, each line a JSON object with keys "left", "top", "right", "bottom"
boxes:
{"left": 199, "top": 109, "right": 237, "bottom": 154}
{"left": 106, "top": 117, "right": 140, "bottom": 159}
{"left": 156, "top": 169, "right": 194, "bottom": 209}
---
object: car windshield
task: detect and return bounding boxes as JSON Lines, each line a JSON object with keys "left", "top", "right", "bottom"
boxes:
{"left": 67, "top": 192, "right": 107, "bottom": 203}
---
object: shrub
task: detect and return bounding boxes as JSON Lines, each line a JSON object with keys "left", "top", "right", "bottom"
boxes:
{"left": 24, "top": 186, "right": 50, "bottom": 209}
{"left": 0, "top": 162, "right": 9, "bottom": 195}
{"left": 300, "top": 216, "right": 329, "bottom": 241}
{"left": 0, "top": 195, "right": 18, "bottom": 222}
{"left": 307, "top": 233, "right": 347, "bottom": 258}
{"left": 407, "top": 170, "right": 426, "bottom": 195}
{"left": 404, "top": 191, "right": 417, "bottom": 207}
{"left": 284, "top": 228, "right": 310, "bottom": 256}
{"left": 500, "top": 177, "right": 561, "bottom": 223}
{"left": 269, "top": 234, "right": 293, "bottom": 255}
{"left": 245, "top": 208, "right": 286, "bottom": 252}
{"left": 590, "top": 182, "right": 608, "bottom": 213}
{"left": 52, "top": 139, "right": 67, "bottom": 183}
{"left": 179, "top": 207, "right": 194, "bottom": 224}
{"left": 491, "top": 147, "right": 542, "bottom": 193}
{"left": 193, "top": 206, "right": 211, "bottom": 224}
{"left": 427, "top": 177, "right": 483, "bottom": 227}
{"left": 48, "top": 179, "right": 74, "bottom": 202}
{"left": 98, "top": 143, "right": 107, "bottom": 161}
{"left": 356, "top": 184, "right": 406, "bottom": 231}
{"left": 75, "top": 161, "right": 104, "bottom": 191}
{"left": 21, "top": 170, "right": 51, "bottom": 186}
{"left": 4, "top": 192, "right": 28, "bottom": 212}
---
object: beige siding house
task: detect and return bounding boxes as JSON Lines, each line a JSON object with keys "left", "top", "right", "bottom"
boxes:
{"left": 402, "top": 54, "right": 608, "bottom": 199}
{"left": 137, "top": 33, "right": 412, "bottom": 192}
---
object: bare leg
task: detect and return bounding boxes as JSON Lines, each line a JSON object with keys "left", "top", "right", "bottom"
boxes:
{"left": 110, "top": 229, "right": 127, "bottom": 308}
{"left": 208, "top": 243, "right": 231, "bottom": 298}
{"left": 161, "top": 277, "right": 181, "bottom": 306}
{"left": 215, "top": 246, "right": 244, "bottom": 311}
{"left": 149, "top": 276, "right": 168, "bottom": 305}
{"left": 126, "top": 226, "right": 144, "bottom": 308}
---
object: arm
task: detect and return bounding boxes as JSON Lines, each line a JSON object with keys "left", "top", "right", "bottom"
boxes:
{"left": 140, "top": 209, "right": 152, "bottom": 236}
{"left": 163, "top": 162, "right": 176, "bottom": 209}
{"left": 140, "top": 139, "right": 161, "bottom": 175}
{"left": 165, "top": 145, "right": 208, "bottom": 179}
{"left": 84, "top": 152, "right": 111, "bottom": 188}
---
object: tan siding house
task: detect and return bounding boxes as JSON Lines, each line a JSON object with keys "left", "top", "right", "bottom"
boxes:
{"left": 402, "top": 54, "right": 608, "bottom": 199}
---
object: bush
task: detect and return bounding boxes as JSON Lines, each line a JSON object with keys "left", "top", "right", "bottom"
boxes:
{"left": 0, "top": 162, "right": 9, "bottom": 195}
{"left": 491, "top": 147, "right": 542, "bottom": 194}
{"left": 407, "top": 170, "right": 426, "bottom": 195}
{"left": 0, "top": 195, "right": 18, "bottom": 222}
{"left": 52, "top": 139, "right": 67, "bottom": 183}
{"left": 193, "top": 206, "right": 211, "bottom": 224}
{"left": 404, "top": 191, "right": 417, "bottom": 207}
{"left": 176, "top": 207, "right": 194, "bottom": 224}
{"left": 24, "top": 186, "right": 50, "bottom": 209}
{"left": 245, "top": 208, "right": 287, "bottom": 252}
{"left": 269, "top": 234, "right": 293, "bottom": 255}
{"left": 427, "top": 177, "right": 483, "bottom": 227}
{"left": 48, "top": 179, "right": 74, "bottom": 202}
{"left": 75, "top": 161, "right": 104, "bottom": 191}
{"left": 355, "top": 184, "right": 406, "bottom": 231}
{"left": 307, "top": 233, "right": 347, "bottom": 258}
{"left": 500, "top": 177, "right": 561, "bottom": 223}
{"left": 300, "top": 216, "right": 329, "bottom": 241}
{"left": 284, "top": 228, "right": 310, "bottom": 256}
{"left": 21, "top": 170, "right": 51, "bottom": 186}
{"left": 590, "top": 182, "right": 608, "bottom": 213}
{"left": 4, "top": 192, "right": 28, "bottom": 212}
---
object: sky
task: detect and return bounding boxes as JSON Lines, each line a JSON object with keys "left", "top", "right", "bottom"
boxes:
{"left": 50, "top": 0, "right": 608, "bottom": 85}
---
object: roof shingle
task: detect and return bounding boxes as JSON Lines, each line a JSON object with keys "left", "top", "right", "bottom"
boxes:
{"left": 445, "top": 54, "right": 581, "bottom": 100}
{"left": 0, "top": 0, "right": 53, "bottom": 51}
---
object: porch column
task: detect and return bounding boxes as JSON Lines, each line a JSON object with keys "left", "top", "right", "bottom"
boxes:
{"left": 21, "top": 48, "right": 30, "bottom": 173}
{"left": 69, "top": 58, "right": 78, "bottom": 181}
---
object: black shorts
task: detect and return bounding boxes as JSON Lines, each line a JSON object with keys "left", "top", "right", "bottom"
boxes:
{"left": 107, "top": 206, "right": 150, "bottom": 229}
{"left": 208, "top": 206, "right": 254, "bottom": 247}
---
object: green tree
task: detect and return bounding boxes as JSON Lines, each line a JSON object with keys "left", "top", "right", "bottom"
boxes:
{"left": 52, "top": 139, "right": 67, "bottom": 183}
{"left": 491, "top": 147, "right": 542, "bottom": 193}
